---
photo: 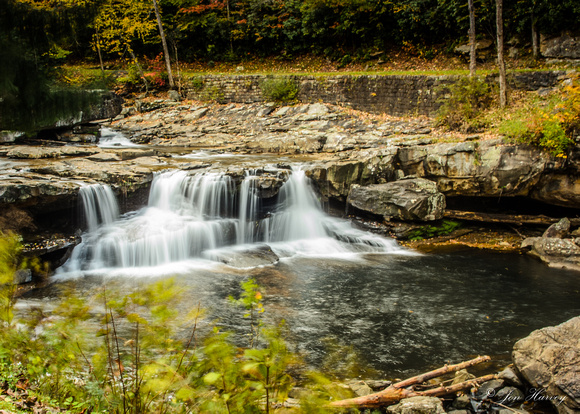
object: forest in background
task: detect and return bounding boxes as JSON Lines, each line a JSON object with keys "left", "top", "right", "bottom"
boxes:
{"left": 2, "top": 0, "right": 579, "bottom": 69}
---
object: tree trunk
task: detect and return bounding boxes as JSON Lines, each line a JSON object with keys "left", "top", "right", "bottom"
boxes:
{"left": 444, "top": 210, "right": 580, "bottom": 226}
{"left": 468, "top": 0, "right": 476, "bottom": 77}
{"left": 152, "top": 0, "right": 175, "bottom": 89}
{"left": 496, "top": 0, "right": 507, "bottom": 108}
{"left": 95, "top": 30, "right": 105, "bottom": 75}
{"left": 531, "top": 12, "right": 539, "bottom": 58}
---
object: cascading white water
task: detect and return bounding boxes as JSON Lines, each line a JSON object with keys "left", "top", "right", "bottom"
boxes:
{"left": 237, "top": 171, "right": 261, "bottom": 244}
{"left": 78, "top": 184, "right": 120, "bottom": 232}
{"left": 264, "top": 167, "right": 401, "bottom": 256}
{"left": 58, "top": 168, "right": 408, "bottom": 276}
{"left": 98, "top": 127, "right": 140, "bottom": 148}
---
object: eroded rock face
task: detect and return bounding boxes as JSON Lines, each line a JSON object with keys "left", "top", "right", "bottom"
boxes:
{"left": 512, "top": 316, "right": 580, "bottom": 414}
{"left": 347, "top": 178, "right": 445, "bottom": 221}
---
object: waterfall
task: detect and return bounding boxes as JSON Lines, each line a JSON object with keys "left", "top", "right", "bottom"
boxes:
{"left": 58, "top": 168, "right": 406, "bottom": 275}
{"left": 267, "top": 168, "right": 328, "bottom": 242}
{"left": 237, "top": 171, "right": 261, "bottom": 244}
{"left": 78, "top": 184, "right": 119, "bottom": 232}
{"left": 264, "top": 167, "right": 400, "bottom": 256}
{"left": 98, "top": 127, "right": 140, "bottom": 148}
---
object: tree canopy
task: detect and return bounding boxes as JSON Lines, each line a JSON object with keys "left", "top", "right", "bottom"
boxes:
{"left": 2, "top": 0, "right": 579, "bottom": 67}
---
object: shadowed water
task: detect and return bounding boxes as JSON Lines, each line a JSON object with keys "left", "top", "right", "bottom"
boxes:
{"left": 39, "top": 166, "right": 580, "bottom": 378}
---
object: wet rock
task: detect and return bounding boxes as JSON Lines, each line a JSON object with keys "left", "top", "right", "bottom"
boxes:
{"left": 543, "top": 217, "right": 571, "bottom": 238}
{"left": 88, "top": 152, "right": 122, "bottom": 162}
{"left": 498, "top": 366, "right": 523, "bottom": 387}
{"left": 255, "top": 176, "right": 285, "bottom": 199}
{"left": 345, "top": 380, "right": 373, "bottom": 397}
{"left": 207, "top": 245, "right": 279, "bottom": 268}
{"left": 386, "top": 396, "right": 445, "bottom": 414}
{"left": 474, "top": 379, "right": 505, "bottom": 400}
{"left": 347, "top": 178, "right": 446, "bottom": 221}
{"left": 115, "top": 149, "right": 157, "bottom": 161}
{"left": 365, "top": 380, "right": 392, "bottom": 391}
{"left": 0, "top": 178, "right": 81, "bottom": 213}
{"left": 532, "top": 172, "right": 580, "bottom": 208}
{"left": 451, "top": 394, "right": 470, "bottom": 409}
{"left": 13, "top": 269, "right": 32, "bottom": 284}
{"left": 495, "top": 386, "right": 525, "bottom": 406}
{"left": 512, "top": 316, "right": 580, "bottom": 414}
{"left": 521, "top": 237, "right": 580, "bottom": 271}
{"left": 177, "top": 162, "right": 212, "bottom": 171}
{"left": 7, "top": 145, "right": 100, "bottom": 159}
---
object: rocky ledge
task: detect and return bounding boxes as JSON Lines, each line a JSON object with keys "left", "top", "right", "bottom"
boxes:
{"left": 1, "top": 99, "right": 580, "bottom": 270}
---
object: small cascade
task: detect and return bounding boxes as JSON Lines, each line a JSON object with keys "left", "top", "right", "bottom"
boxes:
{"left": 98, "top": 127, "right": 140, "bottom": 148}
{"left": 58, "top": 167, "right": 407, "bottom": 275}
{"left": 78, "top": 184, "right": 120, "bottom": 232}
{"left": 267, "top": 168, "right": 328, "bottom": 242}
{"left": 264, "top": 167, "right": 400, "bottom": 256}
{"left": 148, "top": 170, "right": 235, "bottom": 218}
{"left": 237, "top": 171, "right": 261, "bottom": 244}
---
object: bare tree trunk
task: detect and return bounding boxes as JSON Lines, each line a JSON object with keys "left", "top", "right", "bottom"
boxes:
{"left": 95, "top": 30, "right": 105, "bottom": 75}
{"left": 496, "top": 0, "right": 507, "bottom": 108}
{"left": 468, "top": 0, "right": 476, "bottom": 77}
{"left": 172, "top": 40, "right": 182, "bottom": 93}
{"left": 227, "top": 0, "right": 233, "bottom": 55}
{"left": 531, "top": 12, "right": 539, "bottom": 58}
{"left": 152, "top": 0, "right": 175, "bottom": 89}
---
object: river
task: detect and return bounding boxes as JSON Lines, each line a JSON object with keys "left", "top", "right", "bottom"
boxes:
{"left": 17, "top": 131, "right": 580, "bottom": 379}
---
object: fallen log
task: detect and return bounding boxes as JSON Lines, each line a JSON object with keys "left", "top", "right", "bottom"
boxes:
{"left": 444, "top": 210, "right": 580, "bottom": 226}
{"left": 330, "top": 355, "right": 492, "bottom": 409}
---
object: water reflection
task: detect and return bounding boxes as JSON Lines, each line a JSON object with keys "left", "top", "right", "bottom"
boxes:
{"left": 22, "top": 248, "right": 580, "bottom": 379}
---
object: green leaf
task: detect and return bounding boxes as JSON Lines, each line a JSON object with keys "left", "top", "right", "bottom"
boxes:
{"left": 203, "top": 371, "right": 222, "bottom": 385}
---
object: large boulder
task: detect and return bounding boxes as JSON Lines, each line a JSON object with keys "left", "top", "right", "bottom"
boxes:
{"left": 347, "top": 178, "right": 445, "bottom": 221}
{"left": 387, "top": 396, "right": 445, "bottom": 414}
{"left": 521, "top": 237, "right": 580, "bottom": 271}
{"left": 542, "top": 34, "right": 580, "bottom": 59}
{"left": 512, "top": 316, "right": 580, "bottom": 414}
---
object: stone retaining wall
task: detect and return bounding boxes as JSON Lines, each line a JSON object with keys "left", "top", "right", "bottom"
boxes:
{"left": 185, "top": 71, "right": 565, "bottom": 116}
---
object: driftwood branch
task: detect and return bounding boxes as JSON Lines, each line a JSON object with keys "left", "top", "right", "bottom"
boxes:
{"left": 444, "top": 210, "right": 580, "bottom": 226}
{"left": 330, "top": 355, "right": 492, "bottom": 409}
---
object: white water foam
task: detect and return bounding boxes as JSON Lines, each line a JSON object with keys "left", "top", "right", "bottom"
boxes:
{"left": 98, "top": 127, "right": 141, "bottom": 148}
{"left": 56, "top": 167, "right": 414, "bottom": 278}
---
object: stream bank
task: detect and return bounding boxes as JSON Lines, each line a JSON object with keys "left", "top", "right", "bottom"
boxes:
{"left": 1, "top": 98, "right": 579, "bottom": 271}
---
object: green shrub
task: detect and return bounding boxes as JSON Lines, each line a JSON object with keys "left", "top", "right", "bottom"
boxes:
{"left": 499, "top": 76, "right": 579, "bottom": 157}
{"left": 437, "top": 77, "right": 493, "bottom": 132}
{"left": 261, "top": 77, "right": 299, "bottom": 103}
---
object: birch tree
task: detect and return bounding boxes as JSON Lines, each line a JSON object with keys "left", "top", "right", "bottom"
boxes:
{"left": 496, "top": 0, "right": 507, "bottom": 108}
{"left": 152, "top": 0, "right": 175, "bottom": 88}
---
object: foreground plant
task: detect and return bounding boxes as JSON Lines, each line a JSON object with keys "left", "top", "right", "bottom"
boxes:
{"left": 1, "top": 266, "right": 355, "bottom": 413}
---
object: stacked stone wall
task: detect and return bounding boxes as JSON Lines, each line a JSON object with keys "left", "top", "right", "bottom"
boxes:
{"left": 186, "top": 71, "right": 565, "bottom": 116}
